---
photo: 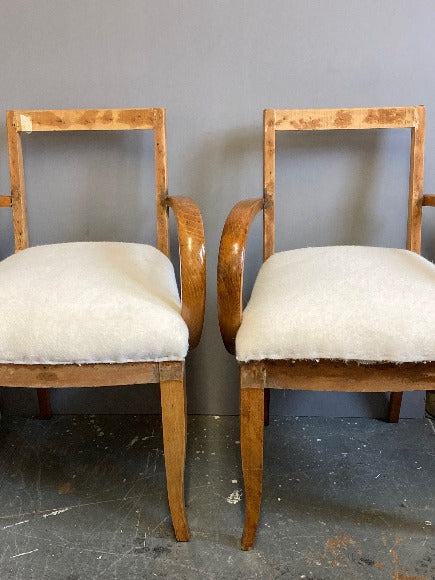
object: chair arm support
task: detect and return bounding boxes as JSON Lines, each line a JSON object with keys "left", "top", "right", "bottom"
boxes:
{"left": 0, "top": 196, "right": 12, "bottom": 207}
{"left": 423, "top": 195, "right": 435, "bottom": 207}
{"left": 217, "top": 198, "right": 264, "bottom": 355}
{"left": 167, "top": 196, "right": 206, "bottom": 349}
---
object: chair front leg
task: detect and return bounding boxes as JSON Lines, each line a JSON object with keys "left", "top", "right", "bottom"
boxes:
{"left": 159, "top": 362, "right": 190, "bottom": 542}
{"left": 241, "top": 367, "right": 265, "bottom": 550}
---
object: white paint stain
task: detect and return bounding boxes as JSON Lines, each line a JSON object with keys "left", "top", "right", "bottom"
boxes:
{"left": 231, "top": 479, "right": 238, "bottom": 484}
{"left": 19, "top": 115, "right": 32, "bottom": 133}
{"left": 127, "top": 436, "right": 139, "bottom": 448}
{"left": 42, "top": 507, "right": 71, "bottom": 518}
{"left": 213, "top": 416, "right": 220, "bottom": 420}
{"left": 11, "top": 549, "right": 38, "bottom": 559}
{"left": 2, "top": 520, "right": 29, "bottom": 529}
{"left": 226, "top": 489, "right": 242, "bottom": 504}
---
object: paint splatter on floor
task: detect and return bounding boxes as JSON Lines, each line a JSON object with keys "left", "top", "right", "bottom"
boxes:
{"left": 0, "top": 415, "right": 432, "bottom": 579}
{"left": 226, "top": 489, "right": 242, "bottom": 504}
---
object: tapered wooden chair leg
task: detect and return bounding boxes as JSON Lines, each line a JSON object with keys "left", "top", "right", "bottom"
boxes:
{"left": 37, "top": 389, "right": 52, "bottom": 419}
{"left": 160, "top": 371, "right": 190, "bottom": 542}
{"left": 241, "top": 386, "right": 264, "bottom": 550}
{"left": 388, "top": 392, "right": 403, "bottom": 423}
{"left": 264, "top": 388, "right": 270, "bottom": 426}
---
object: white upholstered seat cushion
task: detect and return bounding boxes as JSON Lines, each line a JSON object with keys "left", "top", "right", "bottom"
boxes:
{"left": 236, "top": 246, "right": 435, "bottom": 363}
{"left": 0, "top": 242, "right": 188, "bottom": 364}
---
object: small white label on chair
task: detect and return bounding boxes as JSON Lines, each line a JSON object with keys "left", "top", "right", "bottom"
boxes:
{"left": 20, "top": 115, "right": 32, "bottom": 133}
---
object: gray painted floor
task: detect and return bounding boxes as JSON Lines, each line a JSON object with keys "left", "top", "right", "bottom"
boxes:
{"left": 0, "top": 415, "right": 433, "bottom": 579}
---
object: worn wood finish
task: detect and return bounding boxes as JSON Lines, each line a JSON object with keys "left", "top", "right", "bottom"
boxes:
{"left": 240, "top": 376, "right": 264, "bottom": 550}
{"left": 8, "top": 112, "right": 49, "bottom": 432}
{"left": 7, "top": 108, "right": 169, "bottom": 258}
{"left": 407, "top": 106, "right": 426, "bottom": 252}
{"left": 217, "top": 106, "right": 433, "bottom": 548}
{"left": 9, "top": 109, "right": 156, "bottom": 132}
{"left": 263, "top": 109, "right": 276, "bottom": 260}
{"left": 7, "top": 112, "right": 45, "bottom": 438}
{"left": 264, "top": 106, "right": 426, "bottom": 258}
{"left": 3, "top": 108, "right": 205, "bottom": 541}
{"left": 241, "top": 360, "right": 435, "bottom": 392}
{"left": 423, "top": 194, "right": 435, "bottom": 206}
{"left": 0, "top": 362, "right": 160, "bottom": 387}
{"left": 237, "top": 358, "right": 433, "bottom": 547}
{"left": 160, "top": 362, "right": 190, "bottom": 542}
{"left": 217, "top": 198, "right": 264, "bottom": 354}
{"left": 37, "top": 389, "right": 53, "bottom": 419}
{"left": 167, "top": 196, "right": 206, "bottom": 348}
{"left": 273, "top": 107, "right": 419, "bottom": 131}
{"left": 7, "top": 111, "right": 29, "bottom": 251}
{"left": 154, "top": 108, "right": 170, "bottom": 256}
{"left": 0, "top": 196, "right": 12, "bottom": 207}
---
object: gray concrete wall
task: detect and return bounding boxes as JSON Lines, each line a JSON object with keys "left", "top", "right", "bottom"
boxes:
{"left": 0, "top": 0, "right": 433, "bottom": 416}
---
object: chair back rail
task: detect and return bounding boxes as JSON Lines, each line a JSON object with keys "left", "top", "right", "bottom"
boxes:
{"left": 263, "top": 106, "right": 426, "bottom": 258}
{"left": 6, "top": 108, "right": 170, "bottom": 255}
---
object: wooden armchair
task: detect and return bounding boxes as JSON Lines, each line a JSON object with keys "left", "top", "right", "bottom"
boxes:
{"left": 217, "top": 106, "right": 435, "bottom": 549}
{"left": 0, "top": 108, "right": 206, "bottom": 541}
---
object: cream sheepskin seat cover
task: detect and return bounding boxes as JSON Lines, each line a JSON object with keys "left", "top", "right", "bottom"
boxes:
{"left": 0, "top": 242, "right": 188, "bottom": 364}
{"left": 236, "top": 246, "right": 435, "bottom": 363}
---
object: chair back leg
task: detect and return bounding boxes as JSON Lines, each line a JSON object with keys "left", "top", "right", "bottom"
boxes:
{"left": 388, "top": 392, "right": 403, "bottom": 423}
{"left": 37, "top": 389, "right": 52, "bottom": 419}
{"left": 263, "top": 388, "right": 270, "bottom": 426}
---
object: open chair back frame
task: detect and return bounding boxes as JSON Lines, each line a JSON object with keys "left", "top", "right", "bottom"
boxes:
{"left": 263, "top": 106, "right": 426, "bottom": 258}
{"left": 6, "top": 108, "right": 172, "bottom": 255}
{"left": 1, "top": 108, "right": 207, "bottom": 542}
{"left": 217, "top": 106, "right": 435, "bottom": 549}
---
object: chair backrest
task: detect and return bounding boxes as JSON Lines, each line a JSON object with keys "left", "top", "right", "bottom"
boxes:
{"left": 263, "top": 106, "right": 426, "bottom": 260}
{"left": 5, "top": 108, "right": 170, "bottom": 255}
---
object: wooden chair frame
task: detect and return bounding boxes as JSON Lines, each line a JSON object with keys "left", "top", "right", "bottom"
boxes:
{"left": 217, "top": 106, "right": 435, "bottom": 549}
{"left": 2, "top": 108, "right": 207, "bottom": 542}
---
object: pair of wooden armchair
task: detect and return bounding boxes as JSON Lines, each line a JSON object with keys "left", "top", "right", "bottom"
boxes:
{"left": 1, "top": 106, "right": 433, "bottom": 549}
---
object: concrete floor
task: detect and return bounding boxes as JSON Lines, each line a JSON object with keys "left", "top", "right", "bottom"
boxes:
{"left": 0, "top": 415, "right": 433, "bottom": 580}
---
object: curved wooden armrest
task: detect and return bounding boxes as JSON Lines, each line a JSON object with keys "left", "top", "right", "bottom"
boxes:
{"left": 167, "top": 196, "right": 206, "bottom": 349}
{"left": 217, "top": 198, "right": 264, "bottom": 355}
